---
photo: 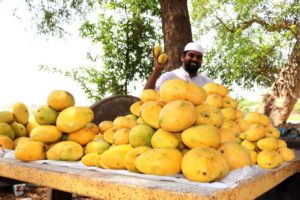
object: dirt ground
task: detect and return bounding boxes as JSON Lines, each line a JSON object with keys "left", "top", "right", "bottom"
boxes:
{"left": 0, "top": 184, "right": 95, "bottom": 200}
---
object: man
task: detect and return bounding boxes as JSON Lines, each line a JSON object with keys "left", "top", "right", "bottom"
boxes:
{"left": 144, "top": 41, "right": 212, "bottom": 91}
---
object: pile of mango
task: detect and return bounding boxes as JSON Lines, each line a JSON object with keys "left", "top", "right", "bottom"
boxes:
{"left": 0, "top": 90, "right": 96, "bottom": 161}
{"left": 0, "top": 80, "right": 295, "bottom": 183}
{"left": 82, "top": 79, "right": 295, "bottom": 183}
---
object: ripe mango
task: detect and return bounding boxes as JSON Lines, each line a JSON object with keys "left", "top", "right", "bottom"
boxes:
{"left": 157, "top": 53, "right": 168, "bottom": 64}
{"left": 278, "top": 147, "right": 295, "bottom": 162}
{"left": 34, "top": 105, "right": 58, "bottom": 125}
{"left": 124, "top": 146, "right": 152, "bottom": 172}
{"left": 15, "top": 141, "right": 45, "bottom": 161}
{"left": 159, "top": 100, "right": 197, "bottom": 132}
{"left": 100, "top": 144, "right": 133, "bottom": 169}
{"left": 112, "top": 128, "right": 130, "bottom": 145}
{"left": 47, "top": 90, "right": 75, "bottom": 111}
{"left": 98, "top": 120, "right": 113, "bottom": 134}
{"left": 113, "top": 116, "right": 137, "bottom": 129}
{"left": 257, "top": 150, "right": 283, "bottom": 169}
{"left": 159, "top": 79, "right": 206, "bottom": 105}
{"left": 46, "top": 141, "right": 83, "bottom": 161}
{"left": 130, "top": 101, "right": 143, "bottom": 117}
{"left": 26, "top": 116, "right": 39, "bottom": 136}
{"left": 0, "top": 111, "right": 14, "bottom": 123}
{"left": 30, "top": 125, "right": 62, "bottom": 143}
{"left": 204, "top": 94, "right": 223, "bottom": 108}
{"left": 140, "top": 89, "right": 160, "bottom": 103}
{"left": 257, "top": 137, "right": 279, "bottom": 151}
{"left": 151, "top": 129, "right": 179, "bottom": 148}
{"left": 182, "top": 125, "right": 221, "bottom": 149}
{"left": 0, "top": 135, "right": 14, "bottom": 149}
{"left": 245, "top": 124, "right": 266, "bottom": 142}
{"left": 182, "top": 147, "right": 228, "bottom": 182}
{"left": 84, "top": 140, "right": 110, "bottom": 154}
{"left": 10, "top": 122, "right": 27, "bottom": 138}
{"left": 56, "top": 106, "right": 94, "bottom": 133}
{"left": 129, "top": 124, "right": 154, "bottom": 147}
{"left": 196, "top": 104, "right": 224, "bottom": 128}
{"left": 0, "top": 122, "right": 15, "bottom": 140}
{"left": 81, "top": 152, "right": 98, "bottom": 166}
{"left": 140, "top": 101, "right": 162, "bottom": 129}
{"left": 153, "top": 44, "right": 162, "bottom": 57}
{"left": 12, "top": 102, "right": 29, "bottom": 125}
{"left": 203, "top": 82, "right": 228, "bottom": 97}
{"left": 222, "top": 96, "right": 238, "bottom": 109}
{"left": 135, "top": 148, "right": 182, "bottom": 176}
{"left": 218, "top": 142, "right": 252, "bottom": 170}
{"left": 67, "top": 125, "right": 96, "bottom": 146}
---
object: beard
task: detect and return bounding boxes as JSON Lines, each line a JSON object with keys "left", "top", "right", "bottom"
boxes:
{"left": 184, "top": 61, "right": 201, "bottom": 74}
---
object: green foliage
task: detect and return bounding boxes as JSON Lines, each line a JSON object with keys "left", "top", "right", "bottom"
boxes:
{"left": 190, "top": 0, "right": 299, "bottom": 90}
{"left": 24, "top": 0, "right": 97, "bottom": 37}
{"left": 37, "top": 0, "right": 162, "bottom": 101}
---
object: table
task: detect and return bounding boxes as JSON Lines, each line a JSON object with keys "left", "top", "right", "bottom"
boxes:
{"left": 0, "top": 150, "right": 299, "bottom": 200}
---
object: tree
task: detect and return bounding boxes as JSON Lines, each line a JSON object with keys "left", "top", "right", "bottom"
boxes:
{"left": 159, "top": 0, "right": 192, "bottom": 71}
{"left": 25, "top": 0, "right": 161, "bottom": 101}
{"left": 22, "top": 0, "right": 193, "bottom": 99}
{"left": 191, "top": 0, "right": 300, "bottom": 125}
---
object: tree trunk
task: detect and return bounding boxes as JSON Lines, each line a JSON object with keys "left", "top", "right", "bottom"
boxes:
{"left": 159, "top": 0, "right": 192, "bottom": 71}
{"left": 259, "top": 38, "right": 300, "bottom": 126}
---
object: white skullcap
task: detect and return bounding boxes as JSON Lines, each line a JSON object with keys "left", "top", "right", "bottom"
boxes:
{"left": 184, "top": 41, "right": 204, "bottom": 54}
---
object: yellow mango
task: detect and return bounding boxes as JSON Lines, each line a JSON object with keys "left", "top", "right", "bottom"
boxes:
{"left": 124, "top": 146, "right": 152, "bottom": 172}
{"left": 0, "top": 122, "right": 15, "bottom": 140}
{"left": 10, "top": 122, "right": 27, "bottom": 138}
{"left": 0, "top": 111, "right": 14, "bottom": 123}
{"left": 221, "top": 107, "right": 237, "bottom": 121}
{"left": 15, "top": 141, "right": 45, "bottom": 161}
{"left": 248, "top": 150, "right": 258, "bottom": 164}
{"left": 30, "top": 125, "right": 62, "bottom": 143}
{"left": 81, "top": 152, "right": 102, "bottom": 167}
{"left": 67, "top": 125, "right": 96, "bottom": 146}
{"left": 130, "top": 101, "right": 143, "bottom": 117}
{"left": 34, "top": 105, "right": 58, "bottom": 125}
{"left": 135, "top": 148, "right": 182, "bottom": 176}
{"left": 241, "top": 140, "right": 256, "bottom": 151}
{"left": 84, "top": 140, "right": 110, "bottom": 154}
{"left": 196, "top": 104, "right": 224, "bottom": 128}
{"left": 98, "top": 120, "right": 113, "bottom": 134}
{"left": 219, "top": 127, "right": 236, "bottom": 144}
{"left": 153, "top": 44, "right": 162, "bottom": 57}
{"left": 112, "top": 128, "right": 130, "bottom": 145}
{"left": 46, "top": 141, "right": 83, "bottom": 161}
{"left": 278, "top": 147, "right": 295, "bottom": 162}
{"left": 12, "top": 102, "right": 29, "bottom": 125}
{"left": 100, "top": 144, "right": 133, "bottom": 169}
{"left": 157, "top": 53, "right": 168, "bottom": 64}
{"left": 129, "top": 124, "right": 154, "bottom": 147}
{"left": 218, "top": 142, "right": 252, "bottom": 170}
{"left": 0, "top": 135, "right": 14, "bottom": 149}
{"left": 257, "top": 150, "right": 283, "bottom": 169}
{"left": 257, "top": 137, "right": 279, "bottom": 151}
{"left": 203, "top": 82, "right": 228, "bottom": 97}
{"left": 265, "top": 126, "right": 280, "bottom": 138}
{"left": 159, "top": 79, "right": 187, "bottom": 103}
{"left": 185, "top": 82, "right": 207, "bottom": 106}
{"left": 113, "top": 116, "right": 137, "bottom": 129}
{"left": 222, "top": 96, "right": 238, "bottom": 109}
{"left": 140, "top": 89, "right": 160, "bottom": 103}
{"left": 204, "top": 94, "right": 223, "bottom": 108}
{"left": 182, "top": 147, "right": 228, "bottom": 182}
{"left": 278, "top": 139, "right": 287, "bottom": 148}
{"left": 245, "top": 124, "right": 266, "bottom": 142}
{"left": 140, "top": 101, "right": 162, "bottom": 129}
{"left": 151, "top": 129, "right": 179, "bottom": 148}
{"left": 47, "top": 90, "right": 75, "bottom": 111}
{"left": 182, "top": 125, "right": 221, "bottom": 149}
{"left": 159, "top": 100, "right": 197, "bottom": 132}
{"left": 56, "top": 106, "right": 94, "bottom": 133}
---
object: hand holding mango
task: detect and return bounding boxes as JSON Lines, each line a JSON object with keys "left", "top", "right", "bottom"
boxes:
{"left": 153, "top": 44, "right": 168, "bottom": 65}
